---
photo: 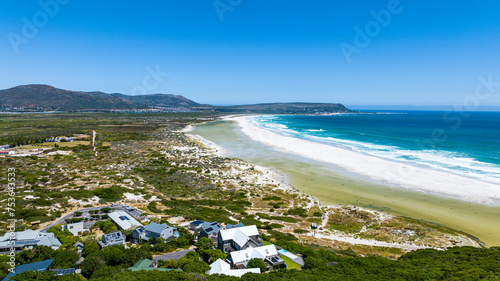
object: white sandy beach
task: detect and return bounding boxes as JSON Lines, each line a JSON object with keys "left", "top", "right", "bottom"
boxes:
{"left": 231, "top": 116, "right": 500, "bottom": 205}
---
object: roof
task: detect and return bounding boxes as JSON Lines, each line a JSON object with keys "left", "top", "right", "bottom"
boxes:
{"left": 102, "top": 231, "right": 124, "bottom": 246}
{"left": 37, "top": 237, "right": 62, "bottom": 248}
{"left": 2, "top": 259, "right": 54, "bottom": 281}
{"left": 108, "top": 211, "right": 142, "bottom": 230}
{"left": 132, "top": 259, "right": 153, "bottom": 268}
{"left": 74, "top": 242, "right": 84, "bottom": 247}
{"left": 128, "top": 259, "right": 182, "bottom": 272}
{"left": 219, "top": 225, "right": 259, "bottom": 247}
{"left": 209, "top": 258, "right": 230, "bottom": 273}
{"left": 200, "top": 221, "right": 221, "bottom": 234}
{"left": 0, "top": 230, "right": 43, "bottom": 241}
{"left": 190, "top": 220, "right": 204, "bottom": 226}
{"left": 0, "top": 232, "right": 61, "bottom": 250}
{"left": 230, "top": 245, "right": 278, "bottom": 264}
{"left": 226, "top": 223, "right": 245, "bottom": 229}
{"left": 209, "top": 259, "right": 260, "bottom": 277}
{"left": 50, "top": 268, "right": 76, "bottom": 275}
{"left": 144, "top": 223, "right": 170, "bottom": 234}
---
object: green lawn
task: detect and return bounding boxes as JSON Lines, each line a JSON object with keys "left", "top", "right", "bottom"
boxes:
{"left": 280, "top": 254, "right": 302, "bottom": 270}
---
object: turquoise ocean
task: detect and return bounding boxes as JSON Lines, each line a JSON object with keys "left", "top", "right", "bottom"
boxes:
{"left": 250, "top": 111, "right": 500, "bottom": 185}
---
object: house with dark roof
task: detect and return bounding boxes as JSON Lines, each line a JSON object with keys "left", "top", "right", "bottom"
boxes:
{"left": 196, "top": 221, "right": 222, "bottom": 244}
{"left": 99, "top": 231, "right": 125, "bottom": 248}
{"left": 2, "top": 259, "right": 54, "bottom": 281}
{"left": 74, "top": 242, "right": 84, "bottom": 254}
{"left": 49, "top": 268, "right": 76, "bottom": 276}
{"left": 132, "top": 223, "right": 179, "bottom": 244}
{"left": 217, "top": 225, "right": 262, "bottom": 253}
{"left": 189, "top": 220, "right": 204, "bottom": 231}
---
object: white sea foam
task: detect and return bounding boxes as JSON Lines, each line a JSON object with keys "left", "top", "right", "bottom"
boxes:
{"left": 231, "top": 116, "right": 500, "bottom": 205}
{"left": 263, "top": 121, "right": 500, "bottom": 185}
{"left": 306, "top": 129, "right": 326, "bottom": 132}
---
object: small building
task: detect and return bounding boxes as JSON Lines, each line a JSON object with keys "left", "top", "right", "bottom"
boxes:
{"left": 209, "top": 258, "right": 260, "bottom": 277}
{"left": 228, "top": 245, "right": 286, "bottom": 271}
{"left": 0, "top": 230, "right": 62, "bottom": 253}
{"left": 128, "top": 258, "right": 182, "bottom": 272}
{"left": 108, "top": 211, "right": 142, "bottom": 230}
{"left": 74, "top": 242, "right": 84, "bottom": 254}
{"left": 0, "top": 144, "right": 10, "bottom": 150}
{"left": 2, "top": 259, "right": 54, "bottom": 281}
{"left": 217, "top": 225, "right": 262, "bottom": 253}
{"left": 62, "top": 222, "right": 88, "bottom": 236}
{"left": 132, "top": 223, "right": 179, "bottom": 244}
{"left": 311, "top": 223, "right": 318, "bottom": 230}
{"left": 99, "top": 231, "right": 125, "bottom": 248}
{"left": 0, "top": 150, "right": 15, "bottom": 155}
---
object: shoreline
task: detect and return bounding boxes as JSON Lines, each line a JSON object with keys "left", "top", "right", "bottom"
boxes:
{"left": 190, "top": 117, "right": 500, "bottom": 246}
{"left": 185, "top": 122, "right": 485, "bottom": 249}
{"left": 230, "top": 115, "right": 500, "bottom": 205}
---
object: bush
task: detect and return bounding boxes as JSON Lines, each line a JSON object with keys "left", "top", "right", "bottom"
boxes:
{"left": 247, "top": 258, "right": 267, "bottom": 272}
{"left": 183, "top": 261, "right": 210, "bottom": 273}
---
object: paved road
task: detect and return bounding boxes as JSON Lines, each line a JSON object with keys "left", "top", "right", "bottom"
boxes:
{"left": 153, "top": 250, "right": 193, "bottom": 261}
{"left": 40, "top": 204, "right": 140, "bottom": 232}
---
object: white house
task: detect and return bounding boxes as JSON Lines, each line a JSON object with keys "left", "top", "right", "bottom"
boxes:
{"left": 217, "top": 225, "right": 262, "bottom": 252}
{"left": 209, "top": 259, "right": 260, "bottom": 277}
{"left": 228, "top": 245, "right": 286, "bottom": 271}
{"left": 62, "top": 222, "right": 88, "bottom": 236}
{"left": 108, "top": 211, "right": 142, "bottom": 230}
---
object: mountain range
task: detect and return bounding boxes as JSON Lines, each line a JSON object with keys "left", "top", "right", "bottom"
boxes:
{"left": 0, "top": 84, "right": 351, "bottom": 114}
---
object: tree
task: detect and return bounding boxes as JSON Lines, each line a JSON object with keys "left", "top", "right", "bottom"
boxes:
{"left": 93, "top": 219, "right": 118, "bottom": 234}
{"left": 52, "top": 250, "right": 80, "bottom": 268}
{"left": 81, "top": 255, "right": 106, "bottom": 278}
{"left": 198, "top": 249, "right": 227, "bottom": 263}
{"left": 195, "top": 237, "right": 213, "bottom": 251}
{"left": 47, "top": 226, "right": 77, "bottom": 247}
{"left": 157, "top": 259, "right": 177, "bottom": 268}
{"left": 304, "top": 256, "right": 321, "bottom": 269}
{"left": 182, "top": 261, "right": 210, "bottom": 273}
{"left": 83, "top": 241, "right": 100, "bottom": 257}
{"left": 247, "top": 258, "right": 267, "bottom": 272}
{"left": 19, "top": 246, "right": 55, "bottom": 264}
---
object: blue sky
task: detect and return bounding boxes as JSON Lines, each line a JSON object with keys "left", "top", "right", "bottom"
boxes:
{"left": 1, "top": 1, "right": 500, "bottom": 108}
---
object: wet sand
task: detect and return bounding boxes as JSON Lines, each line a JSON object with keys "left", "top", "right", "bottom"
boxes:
{"left": 192, "top": 120, "right": 500, "bottom": 246}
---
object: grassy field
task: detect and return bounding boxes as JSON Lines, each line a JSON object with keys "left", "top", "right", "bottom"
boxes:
{"left": 280, "top": 254, "right": 302, "bottom": 270}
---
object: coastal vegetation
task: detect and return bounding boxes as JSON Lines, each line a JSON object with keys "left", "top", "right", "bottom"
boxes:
{"left": 0, "top": 112, "right": 495, "bottom": 280}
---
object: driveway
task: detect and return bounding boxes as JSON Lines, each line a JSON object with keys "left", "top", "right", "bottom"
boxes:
{"left": 153, "top": 250, "right": 193, "bottom": 261}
